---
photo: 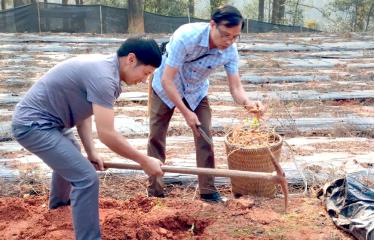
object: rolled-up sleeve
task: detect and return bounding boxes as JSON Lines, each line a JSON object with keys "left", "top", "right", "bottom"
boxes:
{"left": 224, "top": 46, "right": 239, "bottom": 76}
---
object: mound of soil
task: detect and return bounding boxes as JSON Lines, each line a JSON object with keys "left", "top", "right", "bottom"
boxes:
{"left": 0, "top": 195, "right": 353, "bottom": 240}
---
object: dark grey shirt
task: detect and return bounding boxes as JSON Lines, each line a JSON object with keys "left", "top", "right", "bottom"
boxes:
{"left": 13, "top": 54, "right": 122, "bottom": 128}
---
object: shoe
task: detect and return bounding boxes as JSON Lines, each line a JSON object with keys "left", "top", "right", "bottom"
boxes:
{"left": 49, "top": 199, "right": 71, "bottom": 209}
{"left": 200, "top": 192, "right": 226, "bottom": 203}
{"left": 147, "top": 190, "right": 165, "bottom": 198}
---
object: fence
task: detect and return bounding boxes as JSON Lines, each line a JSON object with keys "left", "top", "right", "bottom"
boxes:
{"left": 0, "top": 2, "right": 315, "bottom": 34}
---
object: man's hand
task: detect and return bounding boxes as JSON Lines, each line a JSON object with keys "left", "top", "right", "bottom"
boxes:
{"left": 140, "top": 157, "right": 164, "bottom": 177}
{"left": 161, "top": 65, "right": 202, "bottom": 137}
{"left": 244, "top": 100, "right": 265, "bottom": 119}
{"left": 87, "top": 151, "right": 105, "bottom": 171}
{"left": 183, "top": 110, "right": 201, "bottom": 136}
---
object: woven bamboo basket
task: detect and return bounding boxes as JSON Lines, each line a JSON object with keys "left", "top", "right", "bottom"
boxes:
{"left": 224, "top": 131, "right": 283, "bottom": 198}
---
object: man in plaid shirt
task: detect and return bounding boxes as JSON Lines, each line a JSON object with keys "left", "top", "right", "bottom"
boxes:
{"left": 148, "top": 5, "right": 264, "bottom": 202}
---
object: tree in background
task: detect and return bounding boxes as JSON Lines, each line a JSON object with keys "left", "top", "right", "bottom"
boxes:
{"left": 128, "top": 0, "right": 144, "bottom": 33}
{"left": 258, "top": 0, "right": 265, "bottom": 21}
{"left": 243, "top": 0, "right": 258, "bottom": 20}
{"left": 287, "top": 0, "right": 304, "bottom": 26}
{"left": 144, "top": 0, "right": 192, "bottom": 17}
{"left": 243, "top": 0, "right": 288, "bottom": 24}
{"left": 188, "top": 0, "right": 194, "bottom": 17}
{"left": 271, "top": 0, "right": 286, "bottom": 24}
{"left": 278, "top": 0, "right": 286, "bottom": 23}
{"left": 210, "top": 0, "right": 227, "bottom": 14}
{"left": 85, "top": 0, "right": 127, "bottom": 8}
{"left": 326, "top": 0, "right": 373, "bottom": 31}
{"left": 13, "top": 0, "right": 31, "bottom": 7}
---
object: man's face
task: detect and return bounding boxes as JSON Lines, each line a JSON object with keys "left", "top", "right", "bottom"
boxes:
{"left": 210, "top": 20, "right": 242, "bottom": 50}
{"left": 119, "top": 54, "right": 156, "bottom": 85}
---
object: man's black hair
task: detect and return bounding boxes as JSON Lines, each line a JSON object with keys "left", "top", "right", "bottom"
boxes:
{"left": 211, "top": 5, "right": 244, "bottom": 30}
{"left": 117, "top": 37, "right": 162, "bottom": 68}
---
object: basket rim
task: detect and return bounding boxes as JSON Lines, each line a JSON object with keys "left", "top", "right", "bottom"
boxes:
{"left": 224, "top": 130, "right": 283, "bottom": 151}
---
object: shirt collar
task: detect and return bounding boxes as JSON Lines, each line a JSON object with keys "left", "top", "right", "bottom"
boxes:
{"left": 199, "top": 24, "right": 223, "bottom": 54}
{"left": 199, "top": 24, "right": 210, "bottom": 48}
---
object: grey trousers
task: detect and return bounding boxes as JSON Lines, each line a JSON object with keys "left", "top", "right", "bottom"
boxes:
{"left": 12, "top": 124, "right": 101, "bottom": 240}
{"left": 147, "top": 90, "right": 217, "bottom": 195}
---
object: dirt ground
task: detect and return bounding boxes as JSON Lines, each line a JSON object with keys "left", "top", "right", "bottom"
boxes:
{"left": 0, "top": 181, "right": 353, "bottom": 240}
{"left": 1, "top": 32, "right": 371, "bottom": 240}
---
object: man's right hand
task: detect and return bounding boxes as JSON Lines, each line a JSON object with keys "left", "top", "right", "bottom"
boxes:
{"left": 183, "top": 110, "right": 201, "bottom": 136}
{"left": 140, "top": 157, "right": 164, "bottom": 177}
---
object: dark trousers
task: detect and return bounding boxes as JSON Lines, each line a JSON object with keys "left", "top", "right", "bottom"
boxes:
{"left": 147, "top": 90, "right": 217, "bottom": 195}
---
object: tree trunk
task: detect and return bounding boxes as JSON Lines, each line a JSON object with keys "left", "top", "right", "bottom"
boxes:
{"left": 356, "top": 1, "right": 368, "bottom": 32}
{"left": 278, "top": 0, "right": 285, "bottom": 24}
{"left": 156, "top": 0, "right": 161, "bottom": 14}
{"left": 128, "top": 0, "right": 144, "bottom": 34}
{"left": 365, "top": 2, "right": 374, "bottom": 31}
{"left": 258, "top": 0, "right": 264, "bottom": 21}
{"left": 271, "top": 0, "right": 279, "bottom": 24}
{"left": 1, "top": 0, "right": 6, "bottom": 10}
{"left": 188, "top": 0, "right": 194, "bottom": 17}
{"left": 268, "top": 0, "right": 272, "bottom": 22}
{"left": 210, "top": 0, "right": 225, "bottom": 15}
{"left": 292, "top": 0, "right": 300, "bottom": 26}
{"left": 354, "top": 2, "right": 358, "bottom": 31}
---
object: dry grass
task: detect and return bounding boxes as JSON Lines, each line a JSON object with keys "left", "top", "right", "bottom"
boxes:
{"left": 227, "top": 126, "right": 278, "bottom": 148}
{"left": 0, "top": 168, "right": 49, "bottom": 197}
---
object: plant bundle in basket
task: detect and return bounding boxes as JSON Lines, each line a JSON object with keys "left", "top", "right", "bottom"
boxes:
{"left": 227, "top": 118, "right": 277, "bottom": 149}
{"left": 224, "top": 117, "right": 283, "bottom": 198}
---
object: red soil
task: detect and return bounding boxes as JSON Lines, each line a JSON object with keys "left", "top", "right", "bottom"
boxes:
{"left": 0, "top": 195, "right": 353, "bottom": 240}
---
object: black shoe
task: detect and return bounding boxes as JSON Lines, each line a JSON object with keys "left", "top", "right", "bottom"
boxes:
{"left": 200, "top": 192, "right": 226, "bottom": 203}
{"left": 49, "top": 199, "right": 71, "bottom": 209}
{"left": 147, "top": 191, "right": 165, "bottom": 198}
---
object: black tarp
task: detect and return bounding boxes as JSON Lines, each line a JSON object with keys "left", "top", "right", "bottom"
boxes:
{"left": 318, "top": 171, "right": 374, "bottom": 240}
{"left": 0, "top": 2, "right": 316, "bottom": 34}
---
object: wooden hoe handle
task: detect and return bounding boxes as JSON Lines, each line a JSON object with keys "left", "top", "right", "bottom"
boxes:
{"left": 103, "top": 161, "right": 288, "bottom": 212}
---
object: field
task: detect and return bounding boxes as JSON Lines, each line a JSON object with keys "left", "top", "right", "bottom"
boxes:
{"left": 0, "top": 31, "right": 373, "bottom": 239}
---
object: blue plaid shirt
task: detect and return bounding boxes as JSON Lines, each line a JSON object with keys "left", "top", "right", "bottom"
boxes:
{"left": 152, "top": 22, "right": 239, "bottom": 110}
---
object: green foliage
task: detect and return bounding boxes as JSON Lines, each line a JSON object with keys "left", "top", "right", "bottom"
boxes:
{"left": 144, "top": 0, "right": 190, "bottom": 16}
{"left": 326, "top": 0, "right": 374, "bottom": 31}
{"left": 85, "top": 0, "right": 128, "bottom": 8}
{"left": 210, "top": 0, "right": 228, "bottom": 14}
{"left": 243, "top": 0, "right": 259, "bottom": 20}
{"left": 284, "top": 0, "right": 304, "bottom": 26}
{"left": 243, "top": 116, "right": 260, "bottom": 129}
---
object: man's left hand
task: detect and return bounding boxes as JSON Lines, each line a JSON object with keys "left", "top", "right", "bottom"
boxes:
{"left": 244, "top": 101, "right": 265, "bottom": 118}
{"left": 88, "top": 151, "right": 105, "bottom": 171}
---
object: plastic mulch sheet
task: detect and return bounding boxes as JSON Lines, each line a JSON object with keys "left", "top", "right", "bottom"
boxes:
{"left": 318, "top": 171, "right": 374, "bottom": 240}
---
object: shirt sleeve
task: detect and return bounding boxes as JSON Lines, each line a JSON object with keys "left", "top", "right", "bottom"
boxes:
{"left": 224, "top": 45, "right": 239, "bottom": 76}
{"left": 165, "top": 38, "right": 187, "bottom": 68}
{"left": 86, "top": 76, "right": 117, "bottom": 109}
